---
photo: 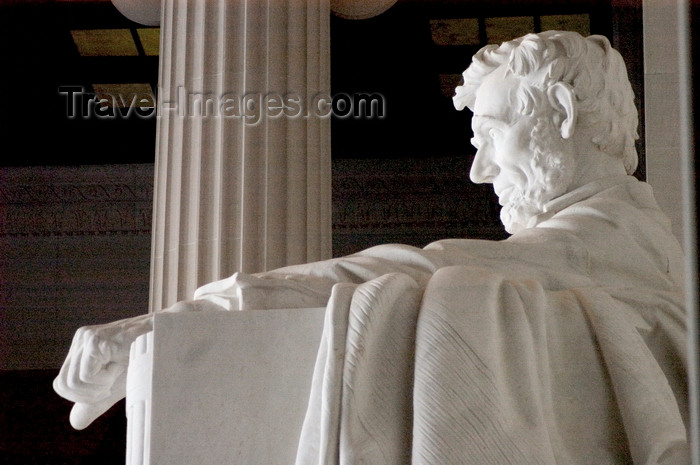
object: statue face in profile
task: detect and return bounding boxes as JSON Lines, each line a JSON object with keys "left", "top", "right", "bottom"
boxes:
{"left": 469, "top": 64, "right": 576, "bottom": 234}
{"left": 455, "top": 31, "right": 640, "bottom": 235}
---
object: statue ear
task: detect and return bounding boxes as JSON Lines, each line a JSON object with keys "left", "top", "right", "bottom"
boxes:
{"left": 546, "top": 82, "right": 577, "bottom": 139}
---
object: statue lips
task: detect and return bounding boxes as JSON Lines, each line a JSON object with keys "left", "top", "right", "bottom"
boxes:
{"left": 495, "top": 185, "right": 515, "bottom": 206}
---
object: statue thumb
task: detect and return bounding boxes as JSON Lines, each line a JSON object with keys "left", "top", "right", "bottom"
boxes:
{"left": 69, "top": 370, "right": 128, "bottom": 430}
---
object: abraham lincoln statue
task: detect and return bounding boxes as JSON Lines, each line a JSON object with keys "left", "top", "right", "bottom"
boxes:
{"left": 55, "top": 31, "right": 688, "bottom": 464}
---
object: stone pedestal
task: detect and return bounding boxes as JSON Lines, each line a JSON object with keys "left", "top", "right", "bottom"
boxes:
{"left": 125, "top": 308, "right": 326, "bottom": 465}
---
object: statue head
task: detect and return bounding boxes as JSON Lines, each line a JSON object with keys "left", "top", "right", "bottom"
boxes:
{"left": 453, "top": 31, "right": 639, "bottom": 234}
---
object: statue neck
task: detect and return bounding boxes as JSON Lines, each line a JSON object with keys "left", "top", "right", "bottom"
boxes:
{"left": 569, "top": 136, "right": 629, "bottom": 190}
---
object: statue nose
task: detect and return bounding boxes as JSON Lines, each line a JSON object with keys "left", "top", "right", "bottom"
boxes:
{"left": 469, "top": 149, "right": 499, "bottom": 183}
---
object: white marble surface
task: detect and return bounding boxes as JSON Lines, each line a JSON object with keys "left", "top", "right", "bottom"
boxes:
{"left": 126, "top": 308, "right": 325, "bottom": 465}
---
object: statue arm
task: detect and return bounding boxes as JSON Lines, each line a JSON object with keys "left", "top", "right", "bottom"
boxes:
{"left": 54, "top": 243, "right": 440, "bottom": 429}
{"left": 192, "top": 272, "right": 336, "bottom": 310}
{"left": 193, "top": 243, "right": 442, "bottom": 311}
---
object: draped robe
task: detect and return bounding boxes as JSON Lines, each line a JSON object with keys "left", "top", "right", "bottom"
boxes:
{"left": 195, "top": 175, "right": 689, "bottom": 464}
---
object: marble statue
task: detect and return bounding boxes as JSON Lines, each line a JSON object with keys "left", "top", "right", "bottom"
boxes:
{"left": 54, "top": 31, "right": 689, "bottom": 464}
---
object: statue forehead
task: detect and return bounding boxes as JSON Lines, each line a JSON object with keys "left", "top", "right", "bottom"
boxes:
{"left": 472, "top": 65, "right": 522, "bottom": 122}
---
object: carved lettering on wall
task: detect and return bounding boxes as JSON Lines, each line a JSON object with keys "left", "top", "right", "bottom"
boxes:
{"left": 0, "top": 161, "right": 505, "bottom": 250}
{"left": 0, "top": 165, "right": 154, "bottom": 237}
{"left": 331, "top": 157, "right": 507, "bottom": 256}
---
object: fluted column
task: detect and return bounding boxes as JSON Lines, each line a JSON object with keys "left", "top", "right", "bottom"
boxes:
{"left": 150, "top": 0, "right": 331, "bottom": 311}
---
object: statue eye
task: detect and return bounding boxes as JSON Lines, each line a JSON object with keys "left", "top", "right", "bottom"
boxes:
{"left": 488, "top": 128, "right": 501, "bottom": 139}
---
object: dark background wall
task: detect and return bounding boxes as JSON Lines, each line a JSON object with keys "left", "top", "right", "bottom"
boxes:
{"left": 0, "top": 2, "right": 155, "bottom": 463}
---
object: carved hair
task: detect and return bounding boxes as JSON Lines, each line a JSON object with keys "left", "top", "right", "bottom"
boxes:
{"left": 453, "top": 31, "right": 639, "bottom": 174}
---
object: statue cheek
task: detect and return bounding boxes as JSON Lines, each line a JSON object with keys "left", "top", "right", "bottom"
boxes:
{"left": 512, "top": 132, "right": 533, "bottom": 154}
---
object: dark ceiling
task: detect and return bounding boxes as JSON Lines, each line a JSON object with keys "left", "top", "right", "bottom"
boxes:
{"left": 329, "top": 0, "right": 618, "bottom": 161}
{"left": 0, "top": 0, "right": 158, "bottom": 166}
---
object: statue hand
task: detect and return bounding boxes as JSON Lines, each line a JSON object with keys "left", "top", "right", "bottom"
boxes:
{"left": 53, "top": 314, "right": 154, "bottom": 430}
{"left": 68, "top": 371, "right": 127, "bottom": 430}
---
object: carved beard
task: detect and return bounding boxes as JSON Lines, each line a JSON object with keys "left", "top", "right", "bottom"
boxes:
{"left": 500, "top": 116, "right": 576, "bottom": 234}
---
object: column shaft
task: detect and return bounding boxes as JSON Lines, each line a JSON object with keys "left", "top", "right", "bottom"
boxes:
{"left": 150, "top": 0, "right": 331, "bottom": 311}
